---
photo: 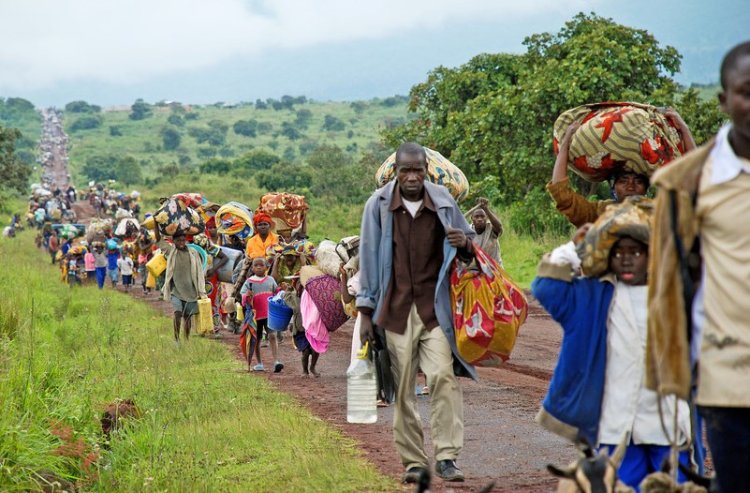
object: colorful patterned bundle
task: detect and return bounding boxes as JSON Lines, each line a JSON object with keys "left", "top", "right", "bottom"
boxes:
{"left": 216, "top": 201, "right": 254, "bottom": 239}
{"left": 553, "top": 102, "right": 685, "bottom": 182}
{"left": 450, "top": 246, "right": 528, "bottom": 367}
{"left": 258, "top": 193, "right": 309, "bottom": 230}
{"left": 153, "top": 195, "right": 205, "bottom": 236}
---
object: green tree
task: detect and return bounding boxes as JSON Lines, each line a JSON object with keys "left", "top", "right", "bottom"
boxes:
{"left": 160, "top": 126, "right": 182, "bottom": 150}
{"left": 323, "top": 114, "right": 346, "bottom": 132}
{"left": 0, "top": 126, "right": 31, "bottom": 193}
{"left": 109, "top": 126, "right": 122, "bottom": 137}
{"left": 69, "top": 115, "right": 103, "bottom": 131}
{"left": 200, "top": 157, "right": 233, "bottom": 175}
{"left": 255, "top": 161, "right": 312, "bottom": 192}
{"left": 235, "top": 149, "right": 280, "bottom": 176}
{"left": 281, "top": 121, "right": 303, "bottom": 140}
{"left": 233, "top": 119, "right": 258, "bottom": 137}
{"left": 129, "top": 98, "right": 152, "bottom": 120}
{"left": 115, "top": 156, "right": 143, "bottom": 185}
{"left": 82, "top": 154, "right": 118, "bottom": 182}
{"left": 167, "top": 114, "right": 185, "bottom": 127}
{"left": 384, "top": 12, "right": 713, "bottom": 214}
{"left": 65, "top": 100, "right": 101, "bottom": 113}
{"left": 306, "top": 144, "right": 372, "bottom": 202}
{"left": 294, "top": 109, "right": 313, "bottom": 129}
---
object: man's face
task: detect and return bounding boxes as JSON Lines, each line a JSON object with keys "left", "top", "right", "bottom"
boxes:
{"left": 395, "top": 153, "right": 427, "bottom": 197}
{"left": 613, "top": 172, "right": 648, "bottom": 201}
{"left": 174, "top": 235, "right": 187, "bottom": 250}
{"left": 609, "top": 237, "right": 648, "bottom": 286}
{"left": 256, "top": 221, "right": 271, "bottom": 236}
{"left": 720, "top": 53, "right": 750, "bottom": 142}
{"left": 472, "top": 209, "right": 487, "bottom": 230}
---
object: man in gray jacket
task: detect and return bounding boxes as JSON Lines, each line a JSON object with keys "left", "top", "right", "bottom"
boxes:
{"left": 357, "top": 142, "right": 476, "bottom": 484}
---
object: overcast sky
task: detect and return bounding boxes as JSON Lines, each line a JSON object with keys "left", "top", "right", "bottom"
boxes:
{"left": 1, "top": 0, "right": 747, "bottom": 107}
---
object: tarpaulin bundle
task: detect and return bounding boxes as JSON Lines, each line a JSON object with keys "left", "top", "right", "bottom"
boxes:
{"left": 114, "top": 218, "right": 141, "bottom": 238}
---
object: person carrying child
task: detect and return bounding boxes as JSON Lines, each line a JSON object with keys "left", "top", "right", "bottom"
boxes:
{"left": 240, "top": 257, "right": 283, "bottom": 373}
{"left": 531, "top": 197, "right": 692, "bottom": 492}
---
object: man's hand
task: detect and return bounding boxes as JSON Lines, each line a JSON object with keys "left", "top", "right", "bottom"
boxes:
{"left": 477, "top": 197, "right": 489, "bottom": 210}
{"left": 446, "top": 227, "right": 468, "bottom": 249}
{"left": 359, "top": 314, "right": 375, "bottom": 346}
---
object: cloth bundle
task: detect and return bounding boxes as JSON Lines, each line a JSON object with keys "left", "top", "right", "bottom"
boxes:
{"left": 577, "top": 196, "right": 653, "bottom": 277}
{"left": 216, "top": 201, "right": 254, "bottom": 240}
{"left": 153, "top": 195, "right": 205, "bottom": 236}
{"left": 258, "top": 193, "right": 309, "bottom": 230}
{"left": 313, "top": 240, "right": 342, "bottom": 278}
{"left": 114, "top": 218, "right": 140, "bottom": 238}
{"left": 376, "top": 146, "right": 470, "bottom": 202}
{"left": 553, "top": 102, "right": 685, "bottom": 182}
{"left": 57, "top": 224, "right": 80, "bottom": 239}
{"left": 300, "top": 265, "right": 349, "bottom": 333}
{"left": 86, "top": 218, "right": 113, "bottom": 242}
{"left": 450, "top": 246, "right": 528, "bottom": 366}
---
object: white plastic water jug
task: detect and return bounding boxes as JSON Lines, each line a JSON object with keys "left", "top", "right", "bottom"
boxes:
{"left": 346, "top": 344, "right": 377, "bottom": 424}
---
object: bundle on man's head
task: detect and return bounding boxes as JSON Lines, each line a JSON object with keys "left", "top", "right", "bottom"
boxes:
{"left": 576, "top": 196, "right": 653, "bottom": 277}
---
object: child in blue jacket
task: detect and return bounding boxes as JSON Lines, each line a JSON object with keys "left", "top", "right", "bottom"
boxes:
{"left": 531, "top": 198, "right": 692, "bottom": 491}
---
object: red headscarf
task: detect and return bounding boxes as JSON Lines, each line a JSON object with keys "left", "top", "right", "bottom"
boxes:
{"left": 253, "top": 212, "right": 274, "bottom": 227}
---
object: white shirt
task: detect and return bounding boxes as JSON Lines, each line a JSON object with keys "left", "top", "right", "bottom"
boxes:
{"left": 117, "top": 257, "right": 134, "bottom": 276}
{"left": 402, "top": 199, "right": 423, "bottom": 218}
{"left": 598, "top": 283, "right": 691, "bottom": 446}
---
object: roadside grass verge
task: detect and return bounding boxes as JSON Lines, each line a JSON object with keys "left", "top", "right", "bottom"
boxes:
{"left": 0, "top": 229, "right": 394, "bottom": 492}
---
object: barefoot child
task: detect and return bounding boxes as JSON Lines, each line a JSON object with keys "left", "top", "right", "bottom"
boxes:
{"left": 532, "top": 198, "right": 692, "bottom": 492}
{"left": 240, "top": 257, "right": 283, "bottom": 372}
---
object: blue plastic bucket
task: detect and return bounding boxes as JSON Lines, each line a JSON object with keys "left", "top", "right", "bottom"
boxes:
{"left": 268, "top": 296, "right": 293, "bottom": 331}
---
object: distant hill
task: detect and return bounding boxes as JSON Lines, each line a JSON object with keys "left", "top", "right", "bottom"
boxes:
{"left": 60, "top": 96, "right": 411, "bottom": 181}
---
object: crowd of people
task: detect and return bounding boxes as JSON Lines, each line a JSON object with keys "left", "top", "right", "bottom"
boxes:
{"left": 18, "top": 40, "right": 750, "bottom": 493}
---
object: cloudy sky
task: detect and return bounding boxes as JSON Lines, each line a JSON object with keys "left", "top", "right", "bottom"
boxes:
{"left": 1, "top": 0, "right": 747, "bottom": 106}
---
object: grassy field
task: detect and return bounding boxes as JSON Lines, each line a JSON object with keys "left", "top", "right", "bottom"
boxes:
{"left": 63, "top": 98, "right": 409, "bottom": 179}
{"left": 0, "top": 228, "right": 394, "bottom": 492}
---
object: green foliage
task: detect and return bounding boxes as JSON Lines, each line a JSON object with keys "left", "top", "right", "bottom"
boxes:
{"left": 306, "top": 145, "right": 376, "bottom": 203}
{"left": 0, "top": 126, "right": 31, "bottom": 193}
{"left": 234, "top": 149, "right": 280, "bottom": 175}
{"left": 159, "top": 126, "right": 182, "bottom": 151}
{"left": 673, "top": 88, "right": 726, "bottom": 145}
{"left": 128, "top": 98, "right": 152, "bottom": 120}
{"left": 232, "top": 119, "right": 257, "bottom": 137}
{"left": 69, "top": 115, "right": 103, "bottom": 132}
{"left": 384, "top": 12, "right": 723, "bottom": 229}
{"left": 256, "top": 161, "right": 313, "bottom": 191}
{"left": 167, "top": 114, "right": 184, "bottom": 127}
{"left": 115, "top": 156, "right": 143, "bottom": 185}
{"left": 199, "top": 157, "right": 233, "bottom": 175}
{"left": 109, "top": 125, "right": 122, "bottom": 137}
{"left": 64, "top": 100, "right": 101, "bottom": 113}
{"left": 281, "top": 121, "right": 304, "bottom": 140}
{"left": 323, "top": 114, "right": 346, "bottom": 131}
{"left": 294, "top": 109, "right": 313, "bottom": 129}
{"left": 82, "top": 154, "right": 117, "bottom": 182}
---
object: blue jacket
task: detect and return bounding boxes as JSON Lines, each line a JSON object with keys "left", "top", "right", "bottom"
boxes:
{"left": 531, "top": 257, "right": 615, "bottom": 445}
{"left": 357, "top": 180, "right": 477, "bottom": 380}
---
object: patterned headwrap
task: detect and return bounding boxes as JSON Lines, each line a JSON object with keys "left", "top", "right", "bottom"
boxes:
{"left": 577, "top": 196, "right": 653, "bottom": 277}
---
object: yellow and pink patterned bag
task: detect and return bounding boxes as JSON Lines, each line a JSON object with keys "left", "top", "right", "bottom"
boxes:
{"left": 450, "top": 246, "right": 528, "bottom": 367}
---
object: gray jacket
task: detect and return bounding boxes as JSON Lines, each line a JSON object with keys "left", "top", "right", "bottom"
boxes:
{"left": 356, "top": 180, "right": 477, "bottom": 380}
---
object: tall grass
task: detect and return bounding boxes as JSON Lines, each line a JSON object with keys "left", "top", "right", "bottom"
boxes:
{"left": 0, "top": 229, "right": 394, "bottom": 492}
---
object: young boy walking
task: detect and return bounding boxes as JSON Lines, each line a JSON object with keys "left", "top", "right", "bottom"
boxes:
{"left": 118, "top": 254, "right": 134, "bottom": 291}
{"left": 532, "top": 198, "right": 692, "bottom": 492}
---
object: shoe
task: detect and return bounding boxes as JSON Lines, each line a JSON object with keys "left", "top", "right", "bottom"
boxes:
{"left": 421, "top": 385, "right": 430, "bottom": 395}
{"left": 435, "top": 460, "right": 464, "bottom": 482}
{"left": 253, "top": 364, "right": 265, "bottom": 371}
{"left": 402, "top": 466, "right": 429, "bottom": 484}
{"left": 273, "top": 362, "right": 284, "bottom": 373}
